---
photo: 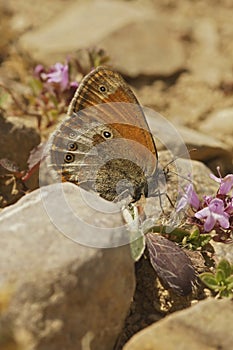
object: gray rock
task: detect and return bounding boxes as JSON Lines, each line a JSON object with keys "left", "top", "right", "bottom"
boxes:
{"left": 176, "top": 125, "right": 232, "bottom": 174}
{"left": 201, "top": 108, "right": 233, "bottom": 149}
{"left": 123, "top": 298, "right": 233, "bottom": 350}
{"left": 0, "top": 183, "right": 135, "bottom": 350}
{"left": 18, "top": 1, "right": 185, "bottom": 77}
{"left": 139, "top": 73, "right": 230, "bottom": 128}
{"left": 146, "top": 110, "right": 232, "bottom": 173}
{"left": 187, "top": 19, "right": 232, "bottom": 86}
{"left": 18, "top": 0, "right": 153, "bottom": 65}
{"left": 212, "top": 241, "right": 233, "bottom": 264}
{"left": 158, "top": 151, "right": 219, "bottom": 198}
{"left": 99, "top": 19, "right": 186, "bottom": 77}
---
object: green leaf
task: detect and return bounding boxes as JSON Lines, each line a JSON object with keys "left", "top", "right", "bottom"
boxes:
{"left": 219, "top": 289, "right": 232, "bottom": 298}
{"left": 200, "top": 273, "right": 219, "bottom": 290}
{"left": 147, "top": 226, "right": 189, "bottom": 243}
{"left": 226, "top": 276, "right": 233, "bottom": 290}
{"left": 130, "top": 233, "right": 145, "bottom": 262}
{"left": 199, "top": 234, "right": 212, "bottom": 247}
{"left": 217, "top": 259, "right": 232, "bottom": 278}
{"left": 189, "top": 227, "right": 200, "bottom": 240}
{"left": 215, "top": 269, "right": 226, "bottom": 283}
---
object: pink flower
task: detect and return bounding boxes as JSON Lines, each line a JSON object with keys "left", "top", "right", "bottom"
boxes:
{"left": 45, "top": 63, "right": 69, "bottom": 91}
{"left": 203, "top": 195, "right": 213, "bottom": 205}
{"left": 195, "top": 198, "right": 230, "bottom": 232}
{"left": 34, "top": 64, "right": 45, "bottom": 78}
{"left": 176, "top": 184, "right": 200, "bottom": 212}
{"left": 210, "top": 167, "right": 233, "bottom": 195}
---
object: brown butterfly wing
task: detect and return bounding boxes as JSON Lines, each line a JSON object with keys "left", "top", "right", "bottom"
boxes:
{"left": 69, "top": 66, "right": 158, "bottom": 160}
{"left": 69, "top": 66, "right": 139, "bottom": 111}
{"left": 49, "top": 66, "right": 158, "bottom": 202}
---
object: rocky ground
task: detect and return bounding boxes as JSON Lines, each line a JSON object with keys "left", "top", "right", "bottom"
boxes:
{"left": 0, "top": 0, "right": 233, "bottom": 349}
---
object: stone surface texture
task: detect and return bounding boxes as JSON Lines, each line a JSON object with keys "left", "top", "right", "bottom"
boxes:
{"left": 0, "top": 183, "right": 135, "bottom": 350}
{"left": 123, "top": 298, "right": 233, "bottom": 350}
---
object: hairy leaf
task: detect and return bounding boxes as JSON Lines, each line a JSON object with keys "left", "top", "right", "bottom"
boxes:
{"left": 146, "top": 233, "right": 198, "bottom": 296}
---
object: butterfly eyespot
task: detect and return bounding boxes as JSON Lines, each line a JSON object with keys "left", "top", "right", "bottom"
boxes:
{"left": 99, "top": 85, "right": 107, "bottom": 93}
{"left": 102, "top": 130, "right": 113, "bottom": 139}
{"left": 67, "top": 142, "right": 77, "bottom": 151}
{"left": 64, "top": 153, "right": 75, "bottom": 163}
{"left": 69, "top": 132, "right": 77, "bottom": 139}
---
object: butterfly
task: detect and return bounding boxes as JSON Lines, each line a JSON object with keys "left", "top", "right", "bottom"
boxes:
{"left": 49, "top": 65, "right": 159, "bottom": 203}
{"left": 48, "top": 65, "right": 198, "bottom": 296}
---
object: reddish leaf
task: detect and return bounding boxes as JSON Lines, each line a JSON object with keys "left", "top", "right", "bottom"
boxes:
{"left": 22, "top": 143, "right": 46, "bottom": 182}
{"left": 146, "top": 232, "right": 198, "bottom": 296}
{"left": 27, "top": 142, "right": 46, "bottom": 171}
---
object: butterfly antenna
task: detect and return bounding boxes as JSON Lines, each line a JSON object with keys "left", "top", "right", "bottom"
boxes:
{"left": 162, "top": 148, "right": 197, "bottom": 183}
{"left": 155, "top": 188, "right": 163, "bottom": 214}
{"left": 163, "top": 148, "right": 197, "bottom": 169}
{"left": 166, "top": 169, "right": 193, "bottom": 183}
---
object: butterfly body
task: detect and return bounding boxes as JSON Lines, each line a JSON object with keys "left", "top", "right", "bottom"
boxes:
{"left": 49, "top": 66, "right": 158, "bottom": 202}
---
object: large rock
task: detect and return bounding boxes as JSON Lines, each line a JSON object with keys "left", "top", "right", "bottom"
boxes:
{"left": 146, "top": 110, "right": 232, "bottom": 174}
{"left": 201, "top": 108, "right": 233, "bottom": 149}
{"left": 123, "top": 298, "right": 233, "bottom": 350}
{"left": 0, "top": 183, "right": 135, "bottom": 350}
{"left": 187, "top": 18, "right": 232, "bottom": 86}
{"left": 174, "top": 125, "right": 232, "bottom": 174}
{"left": 99, "top": 19, "right": 185, "bottom": 77}
{"left": 18, "top": 0, "right": 185, "bottom": 77}
{"left": 18, "top": 0, "right": 152, "bottom": 65}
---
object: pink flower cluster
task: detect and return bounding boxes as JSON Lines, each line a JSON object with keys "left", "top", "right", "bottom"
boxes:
{"left": 34, "top": 62, "right": 78, "bottom": 94}
{"left": 177, "top": 167, "right": 233, "bottom": 242}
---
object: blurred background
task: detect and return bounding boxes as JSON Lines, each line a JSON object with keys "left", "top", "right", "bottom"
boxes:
{"left": 0, "top": 1, "right": 233, "bottom": 349}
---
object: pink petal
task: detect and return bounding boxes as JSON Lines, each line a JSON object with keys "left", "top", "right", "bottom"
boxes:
{"left": 195, "top": 207, "right": 210, "bottom": 219}
{"left": 219, "top": 175, "right": 233, "bottom": 195}
{"left": 204, "top": 214, "right": 215, "bottom": 232}
{"left": 208, "top": 198, "right": 224, "bottom": 214}
{"left": 210, "top": 173, "right": 221, "bottom": 183}
{"left": 189, "top": 188, "right": 200, "bottom": 209}
{"left": 34, "top": 64, "right": 44, "bottom": 78}
{"left": 218, "top": 213, "right": 230, "bottom": 229}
